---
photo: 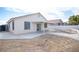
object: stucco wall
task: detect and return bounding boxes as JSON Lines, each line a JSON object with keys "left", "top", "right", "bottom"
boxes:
{"left": 13, "top": 20, "right": 35, "bottom": 34}
{"left": 9, "top": 21, "right": 13, "bottom": 33}
{"left": 13, "top": 22, "right": 46, "bottom": 34}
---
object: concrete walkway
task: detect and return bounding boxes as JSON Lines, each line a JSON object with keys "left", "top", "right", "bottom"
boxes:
{"left": 0, "top": 32, "right": 46, "bottom": 39}
{"left": 49, "top": 32, "right": 79, "bottom": 40}
{"left": 0, "top": 31, "right": 79, "bottom": 40}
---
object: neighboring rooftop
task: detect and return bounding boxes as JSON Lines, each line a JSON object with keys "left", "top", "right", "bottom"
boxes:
{"left": 48, "top": 19, "right": 63, "bottom": 23}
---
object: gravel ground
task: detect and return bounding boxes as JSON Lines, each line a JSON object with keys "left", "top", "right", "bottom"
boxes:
{"left": 0, "top": 34, "right": 79, "bottom": 52}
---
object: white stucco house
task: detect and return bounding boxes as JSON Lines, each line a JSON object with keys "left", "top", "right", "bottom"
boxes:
{"left": 7, "top": 13, "right": 47, "bottom": 34}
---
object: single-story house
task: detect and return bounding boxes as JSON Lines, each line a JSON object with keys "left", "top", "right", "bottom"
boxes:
{"left": 48, "top": 19, "right": 63, "bottom": 25}
{"left": 7, "top": 13, "right": 47, "bottom": 34}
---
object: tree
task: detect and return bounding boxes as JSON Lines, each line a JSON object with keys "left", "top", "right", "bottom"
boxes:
{"left": 68, "top": 15, "right": 79, "bottom": 25}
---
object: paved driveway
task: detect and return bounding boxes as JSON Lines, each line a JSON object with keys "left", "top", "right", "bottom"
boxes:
{"left": 0, "top": 32, "right": 46, "bottom": 39}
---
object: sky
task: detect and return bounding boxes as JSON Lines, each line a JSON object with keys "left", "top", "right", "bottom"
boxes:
{"left": 0, "top": 0, "right": 79, "bottom": 25}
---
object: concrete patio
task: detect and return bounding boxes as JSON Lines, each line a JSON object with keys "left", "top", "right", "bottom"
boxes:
{"left": 0, "top": 32, "right": 46, "bottom": 39}
{"left": 0, "top": 30, "right": 79, "bottom": 40}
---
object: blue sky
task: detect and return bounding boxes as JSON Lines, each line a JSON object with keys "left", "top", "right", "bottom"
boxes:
{"left": 0, "top": 7, "right": 27, "bottom": 21}
{"left": 0, "top": 0, "right": 79, "bottom": 25}
{"left": 0, "top": 7, "right": 77, "bottom": 22}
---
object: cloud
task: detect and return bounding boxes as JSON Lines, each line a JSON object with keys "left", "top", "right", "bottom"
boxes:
{"left": 0, "top": 0, "right": 79, "bottom": 23}
{"left": 0, "top": 0, "right": 79, "bottom": 7}
{"left": 0, "top": 20, "right": 7, "bottom": 25}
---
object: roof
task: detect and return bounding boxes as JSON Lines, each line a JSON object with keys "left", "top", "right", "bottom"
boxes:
{"left": 7, "top": 12, "right": 47, "bottom": 23}
{"left": 48, "top": 19, "right": 63, "bottom": 23}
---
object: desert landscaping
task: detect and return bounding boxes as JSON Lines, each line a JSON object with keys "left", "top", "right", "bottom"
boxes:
{"left": 0, "top": 34, "right": 79, "bottom": 52}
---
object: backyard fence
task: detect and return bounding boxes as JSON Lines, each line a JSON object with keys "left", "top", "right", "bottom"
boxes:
{"left": 48, "top": 25, "right": 79, "bottom": 33}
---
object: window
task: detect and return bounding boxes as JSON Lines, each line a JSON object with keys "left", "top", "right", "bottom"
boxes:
{"left": 8, "top": 23, "right": 10, "bottom": 29}
{"left": 12, "top": 21, "right": 14, "bottom": 30}
{"left": 44, "top": 23, "right": 47, "bottom": 28}
{"left": 24, "top": 22, "right": 30, "bottom": 30}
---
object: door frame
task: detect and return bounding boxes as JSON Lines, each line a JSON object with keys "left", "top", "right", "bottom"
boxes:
{"left": 36, "top": 24, "right": 41, "bottom": 31}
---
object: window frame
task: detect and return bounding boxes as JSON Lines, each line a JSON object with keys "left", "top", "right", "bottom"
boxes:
{"left": 12, "top": 21, "right": 14, "bottom": 30}
{"left": 24, "top": 21, "right": 30, "bottom": 30}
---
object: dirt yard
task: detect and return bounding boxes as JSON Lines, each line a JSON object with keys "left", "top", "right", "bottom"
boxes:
{"left": 0, "top": 34, "right": 79, "bottom": 52}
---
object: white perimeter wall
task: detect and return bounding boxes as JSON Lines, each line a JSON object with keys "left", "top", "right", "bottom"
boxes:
{"left": 48, "top": 25, "right": 79, "bottom": 30}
